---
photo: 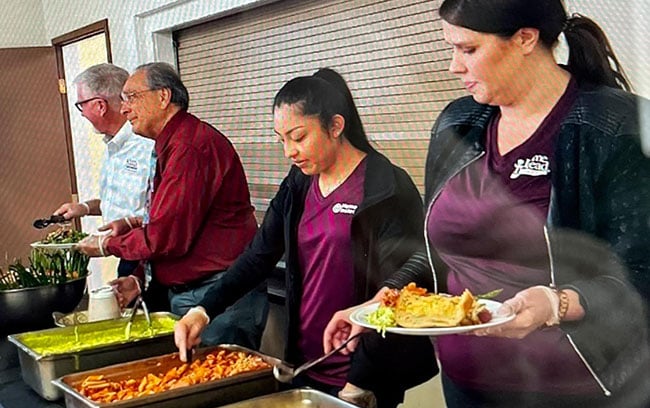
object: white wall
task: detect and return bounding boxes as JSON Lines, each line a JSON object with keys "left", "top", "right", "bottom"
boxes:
{"left": 566, "top": 0, "right": 650, "bottom": 97}
{"left": 0, "top": 0, "right": 644, "bottom": 97}
{"left": 37, "top": 0, "right": 276, "bottom": 71}
{"left": 0, "top": 0, "right": 46, "bottom": 47}
{"left": 40, "top": 0, "right": 175, "bottom": 71}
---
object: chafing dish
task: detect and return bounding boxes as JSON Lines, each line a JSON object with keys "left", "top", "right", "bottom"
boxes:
{"left": 219, "top": 388, "right": 359, "bottom": 408}
{"left": 53, "top": 308, "right": 143, "bottom": 327}
{"left": 7, "top": 312, "right": 178, "bottom": 400}
{"left": 53, "top": 345, "right": 279, "bottom": 407}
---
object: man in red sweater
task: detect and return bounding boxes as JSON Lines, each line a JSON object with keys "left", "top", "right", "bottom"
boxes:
{"left": 78, "top": 62, "right": 267, "bottom": 350}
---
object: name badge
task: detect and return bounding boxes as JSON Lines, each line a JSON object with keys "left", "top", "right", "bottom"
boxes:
{"left": 332, "top": 202, "right": 358, "bottom": 215}
{"left": 125, "top": 159, "right": 138, "bottom": 173}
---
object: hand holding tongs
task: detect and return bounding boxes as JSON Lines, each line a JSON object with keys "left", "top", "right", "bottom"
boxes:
{"left": 33, "top": 215, "right": 68, "bottom": 229}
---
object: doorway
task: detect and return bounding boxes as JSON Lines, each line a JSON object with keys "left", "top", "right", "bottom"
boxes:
{"left": 52, "top": 20, "right": 118, "bottom": 289}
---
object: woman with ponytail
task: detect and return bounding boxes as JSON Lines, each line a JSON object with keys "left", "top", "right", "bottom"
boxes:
{"left": 325, "top": 1, "right": 650, "bottom": 406}
{"left": 174, "top": 68, "right": 437, "bottom": 407}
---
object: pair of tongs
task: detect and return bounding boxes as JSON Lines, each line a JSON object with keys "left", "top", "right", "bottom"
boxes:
{"left": 33, "top": 215, "right": 68, "bottom": 229}
{"left": 124, "top": 295, "right": 152, "bottom": 339}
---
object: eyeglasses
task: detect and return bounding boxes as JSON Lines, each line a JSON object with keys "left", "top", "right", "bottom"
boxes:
{"left": 120, "top": 89, "right": 158, "bottom": 105}
{"left": 74, "top": 96, "right": 105, "bottom": 112}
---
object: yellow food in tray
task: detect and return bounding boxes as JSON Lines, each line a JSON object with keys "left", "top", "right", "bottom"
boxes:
{"left": 19, "top": 315, "right": 177, "bottom": 356}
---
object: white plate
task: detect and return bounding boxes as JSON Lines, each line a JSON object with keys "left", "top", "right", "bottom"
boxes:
{"left": 30, "top": 241, "right": 78, "bottom": 250}
{"left": 349, "top": 299, "right": 515, "bottom": 336}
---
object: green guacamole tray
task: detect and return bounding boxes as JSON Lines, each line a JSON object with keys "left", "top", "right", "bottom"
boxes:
{"left": 7, "top": 312, "right": 178, "bottom": 401}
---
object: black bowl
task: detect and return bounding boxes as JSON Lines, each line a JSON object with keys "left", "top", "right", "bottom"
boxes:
{"left": 0, "top": 277, "right": 87, "bottom": 335}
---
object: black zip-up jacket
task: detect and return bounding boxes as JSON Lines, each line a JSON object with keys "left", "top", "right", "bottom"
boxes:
{"left": 199, "top": 151, "right": 437, "bottom": 400}
{"left": 386, "top": 84, "right": 650, "bottom": 397}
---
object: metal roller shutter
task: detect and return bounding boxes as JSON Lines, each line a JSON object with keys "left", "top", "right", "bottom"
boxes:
{"left": 175, "top": 0, "right": 465, "bottom": 221}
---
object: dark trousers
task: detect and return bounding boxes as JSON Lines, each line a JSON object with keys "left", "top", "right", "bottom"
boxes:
{"left": 117, "top": 259, "right": 169, "bottom": 312}
{"left": 117, "top": 259, "right": 139, "bottom": 277}
{"left": 168, "top": 273, "right": 269, "bottom": 350}
{"left": 142, "top": 278, "right": 171, "bottom": 313}
{"left": 349, "top": 332, "right": 438, "bottom": 408}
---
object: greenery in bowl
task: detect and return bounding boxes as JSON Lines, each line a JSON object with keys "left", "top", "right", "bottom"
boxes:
{"left": 0, "top": 249, "right": 90, "bottom": 290}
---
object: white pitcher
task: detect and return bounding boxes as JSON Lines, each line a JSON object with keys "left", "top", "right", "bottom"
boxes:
{"left": 87, "top": 285, "right": 121, "bottom": 322}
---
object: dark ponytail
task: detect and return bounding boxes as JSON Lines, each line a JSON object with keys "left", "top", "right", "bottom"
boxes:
{"left": 273, "top": 68, "right": 375, "bottom": 154}
{"left": 439, "top": 0, "right": 631, "bottom": 91}
{"left": 564, "top": 14, "right": 630, "bottom": 91}
{"left": 312, "top": 68, "right": 375, "bottom": 153}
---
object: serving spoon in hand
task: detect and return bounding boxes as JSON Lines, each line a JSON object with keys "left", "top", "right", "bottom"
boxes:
{"left": 273, "top": 332, "right": 362, "bottom": 383}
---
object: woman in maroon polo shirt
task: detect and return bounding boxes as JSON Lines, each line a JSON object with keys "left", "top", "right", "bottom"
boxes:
{"left": 174, "top": 68, "right": 437, "bottom": 408}
{"left": 325, "top": 1, "right": 650, "bottom": 407}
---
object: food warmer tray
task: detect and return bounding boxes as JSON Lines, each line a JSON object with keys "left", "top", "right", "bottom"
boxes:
{"left": 219, "top": 387, "right": 360, "bottom": 408}
{"left": 7, "top": 312, "right": 179, "bottom": 401}
{"left": 52, "top": 345, "right": 280, "bottom": 408}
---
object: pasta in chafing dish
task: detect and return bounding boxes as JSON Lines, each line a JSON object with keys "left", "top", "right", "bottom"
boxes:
{"left": 76, "top": 349, "right": 270, "bottom": 403}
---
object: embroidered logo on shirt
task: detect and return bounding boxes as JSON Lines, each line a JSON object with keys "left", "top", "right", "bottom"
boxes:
{"left": 125, "top": 159, "right": 138, "bottom": 173}
{"left": 332, "top": 203, "right": 358, "bottom": 215}
{"left": 510, "top": 155, "right": 550, "bottom": 179}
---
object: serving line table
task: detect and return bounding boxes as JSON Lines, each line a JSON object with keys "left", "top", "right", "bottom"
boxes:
{"left": 0, "top": 268, "right": 287, "bottom": 408}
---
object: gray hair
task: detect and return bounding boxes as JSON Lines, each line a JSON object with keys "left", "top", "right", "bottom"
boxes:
{"left": 136, "top": 62, "right": 189, "bottom": 111}
{"left": 73, "top": 63, "right": 128, "bottom": 100}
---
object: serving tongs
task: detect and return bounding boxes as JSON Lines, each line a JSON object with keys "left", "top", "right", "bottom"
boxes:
{"left": 33, "top": 215, "right": 68, "bottom": 229}
{"left": 272, "top": 332, "right": 362, "bottom": 383}
{"left": 124, "top": 295, "right": 152, "bottom": 339}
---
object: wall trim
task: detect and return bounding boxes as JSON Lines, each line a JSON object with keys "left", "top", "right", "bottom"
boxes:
{"left": 134, "top": 0, "right": 281, "bottom": 66}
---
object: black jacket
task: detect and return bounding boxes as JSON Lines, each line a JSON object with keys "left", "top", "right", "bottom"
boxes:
{"left": 199, "top": 151, "right": 437, "bottom": 400}
{"left": 386, "top": 84, "right": 650, "bottom": 397}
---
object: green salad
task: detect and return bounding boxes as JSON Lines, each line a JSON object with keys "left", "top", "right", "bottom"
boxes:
{"left": 366, "top": 305, "right": 396, "bottom": 337}
{"left": 0, "top": 227, "right": 90, "bottom": 290}
{"left": 41, "top": 228, "right": 88, "bottom": 244}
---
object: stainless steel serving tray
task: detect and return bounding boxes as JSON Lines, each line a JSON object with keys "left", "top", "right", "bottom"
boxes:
{"left": 53, "top": 308, "right": 140, "bottom": 327}
{"left": 219, "top": 388, "right": 360, "bottom": 408}
{"left": 7, "top": 312, "right": 179, "bottom": 401}
{"left": 53, "top": 345, "right": 280, "bottom": 408}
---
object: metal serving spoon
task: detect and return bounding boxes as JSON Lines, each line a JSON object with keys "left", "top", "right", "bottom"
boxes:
{"left": 273, "top": 332, "right": 362, "bottom": 383}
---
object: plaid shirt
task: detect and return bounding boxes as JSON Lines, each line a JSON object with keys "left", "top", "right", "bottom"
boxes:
{"left": 99, "top": 122, "right": 154, "bottom": 223}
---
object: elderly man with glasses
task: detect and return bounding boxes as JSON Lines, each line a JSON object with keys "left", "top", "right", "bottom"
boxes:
{"left": 54, "top": 63, "right": 154, "bottom": 280}
{"left": 78, "top": 62, "right": 268, "bottom": 350}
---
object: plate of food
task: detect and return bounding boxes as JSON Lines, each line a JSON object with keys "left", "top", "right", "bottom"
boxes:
{"left": 30, "top": 242, "right": 78, "bottom": 250}
{"left": 350, "top": 283, "right": 515, "bottom": 336}
{"left": 31, "top": 227, "right": 88, "bottom": 250}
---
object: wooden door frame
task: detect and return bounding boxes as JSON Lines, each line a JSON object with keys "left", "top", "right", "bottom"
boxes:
{"left": 52, "top": 19, "right": 112, "bottom": 229}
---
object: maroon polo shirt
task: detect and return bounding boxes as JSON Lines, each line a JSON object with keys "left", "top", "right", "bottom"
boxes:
{"left": 297, "top": 158, "right": 366, "bottom": 386}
